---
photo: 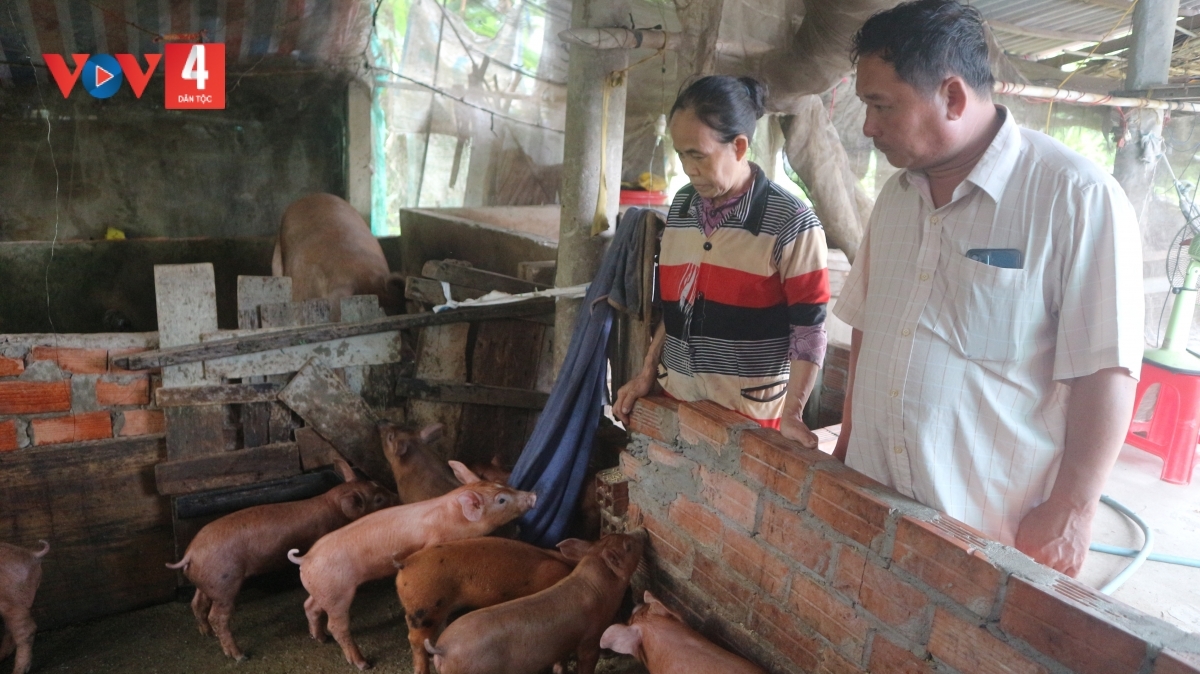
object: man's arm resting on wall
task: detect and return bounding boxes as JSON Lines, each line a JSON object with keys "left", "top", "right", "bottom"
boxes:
{"left": 1014, "top": 366, "right": 1137, "bottom": 577}
{"left": 614, "top": 322, "right": 667, "bottom": 425}
{"left": 830, "top": 328, "right": 862, "bottom": 462}
{"left": 780, "top": 360, "right": 820, "bottom": 448}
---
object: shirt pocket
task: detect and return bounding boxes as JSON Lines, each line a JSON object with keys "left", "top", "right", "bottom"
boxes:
{"left": 934, "top": 252, "right": 1031, "bottom": 362}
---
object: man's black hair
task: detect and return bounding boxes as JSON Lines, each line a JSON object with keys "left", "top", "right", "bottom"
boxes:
{"left": 669, "top": 75, "right": 767, "bottom": 143}
{"left": 851, "top": 0, "right": 994, "bottom": 97}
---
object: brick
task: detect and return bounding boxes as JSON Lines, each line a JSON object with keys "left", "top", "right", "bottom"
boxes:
{"left": 647, "top": 441, "right": 698, "bottom": 473}
{"left": 619, "top": 450, "right": 647, "bottom": 481}
{"left": 740, "top": 428, "right": 831, "bottom": 503}
{"left": 788, "top": 571, "right": 869, "bottom": 662}
{"left": 669, "top": 496, "right": 722, "bottom": 547}
{"left": 1156, "top": 650, "right": 1200, "bottom": 674}
{"left": 0, "top": 356, "right": 24, "bottom": 377}
{"left": 892, "top": 516, "right": 1002, "bottom": 617}
{"left": 999, "top": 576, "right": 1147, "bottom": 674}
{"left": 628, "top": 395, "right": 680, "bottom": 443}
{"left": 0, "top": 381, "right": 72, "bottom": 415}
{"left": 643, "top": 512, "right": 692, "bottom": 573}
{"left": 816, "top": 647, "right": 861, "bottom": 674}
{"left": 809, "top": 469, "right": 892, "bottom": 550}
{"left": 0, "top": 420, "right": 17, "bottom": 452}
{"left": 760, "top": 500, "right": 834, "bottom": 575}
{"left": 119, "top": 409, "right": 165, "bottom": 436}
{"left": 30, "top": 346, "right": 108, "bottom": 374}
{"left": 94, "top": 376, "right": 151, "bottom": 406}
{"left": 678, "top": 400, "right": 756, "bottom": 451}
{"left": 720, "top": 527, "right": 790, "bottom": 599}
{"left": 690, "top": 553, "right": 755, "bottom": 623}
{"left": 31, "top": 411, "right": 113, "bottom": 445}
{"left": 751, "top": 598, "right": 822, "bottom": 672}
{"left": 869, "top": 635, "right": 936, "bottom": 674}
{"left": 929, "top": 608, "right": 1048, "bottom": 674}
{"left": 834, "top": 547, "right": 930, "bottom": 639}
{"left": 699, "top": 465, "right": 758, "bottom": 530}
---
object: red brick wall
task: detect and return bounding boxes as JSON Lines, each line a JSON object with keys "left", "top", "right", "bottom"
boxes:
{"left": 0, "top": 335, "right": 164, "bottom": 452}
{"left": 616, "top": 395, "right": 1200, "bottom": 674}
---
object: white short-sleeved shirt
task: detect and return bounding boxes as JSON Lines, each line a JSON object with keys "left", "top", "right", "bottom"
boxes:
{"left": 833, "top": 107, "right": 1144, "bottom": 544}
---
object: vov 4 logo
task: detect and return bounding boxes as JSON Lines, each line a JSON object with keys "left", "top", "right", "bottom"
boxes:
{"left": 43, "top": 43, "right": 226, "bottom": 110}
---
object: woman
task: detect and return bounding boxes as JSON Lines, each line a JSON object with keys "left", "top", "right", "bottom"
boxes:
{"left": 614, "top": 76, "right": 830, "bottom": 446}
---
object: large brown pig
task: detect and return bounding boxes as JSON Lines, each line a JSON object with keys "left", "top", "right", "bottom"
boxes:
{"left": 600, "top": 591, "right": 766, "bottom": 674}
{"left": 394, "top": 537, "right": 575, "bottom": 674}
{"left": 380, "top": 422, "right": 458, "bottom": 504}
{"left": 165, "top": 459, "right": 397, "bottom": 661}
{"left": 0, "top": 540, "right": 48, "bottom": 674}
{"left": 425, "top": 533, "right": 644, "bottom": 674}
{"left": 289, "top": 462, "right": 536, "bottom": 670}
{"left": 272, "top": 193, "right": 405, "bottom": 318}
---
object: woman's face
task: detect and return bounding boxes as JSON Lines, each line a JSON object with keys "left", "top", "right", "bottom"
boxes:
{"left": 669, "top": 107, "right": 750, "bottom": 202}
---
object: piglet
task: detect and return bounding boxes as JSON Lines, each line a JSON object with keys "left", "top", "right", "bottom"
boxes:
{"left": 380, "top": 422, "right": 458, "bottom": 504}
{"left": 601, "top": 591, "right": 765, "bottom": 674}
{"left": 0, "top": 540, "right": 48, "bottom": 674}
{"left": 425, "top": 532, "right": 644, "bottom": 674}
{"left": 165, "top": 459, "right": 396, "bottom": 661}
{"left": 289, "top": 461, "right": 536, "bottom": 670}
{"left": 394, "top": 537, "right": 574, "bottom": 674}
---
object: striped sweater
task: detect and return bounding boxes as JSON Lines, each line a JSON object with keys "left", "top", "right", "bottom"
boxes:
{"left": 657, "top": 167, "right": 830, "bottom": 426}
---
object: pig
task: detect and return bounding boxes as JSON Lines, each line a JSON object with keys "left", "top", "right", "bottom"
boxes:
{"left": 425, "top": 532, "right": 644, "bottom": 674}
{"left": 600, "top": 591, "right": 766, "bottom": 674}
{"left": 288, "top": 461, "right": 536, "bottom": 670}
{"left": 272, "top": 193, "right": 405, "bottom": 318}
{"left": 165, "top": 459, "right": 397, "bottom": 662}
{"left": 393, "top": 537, "right": 575, "bottom": 674}
{"left": 0, "top": 540, "right": 49, "bottom": 674}
{"left": 380, "top": 422, "right": 458, "bottom": 504}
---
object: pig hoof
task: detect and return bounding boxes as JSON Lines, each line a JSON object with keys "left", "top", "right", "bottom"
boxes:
{"left": 235, "top": 654, "right": 248, "bottom": 663}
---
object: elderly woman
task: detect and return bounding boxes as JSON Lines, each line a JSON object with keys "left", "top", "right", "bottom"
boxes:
{"left": 614, "top": 75, "right": 830, "bottom": 446}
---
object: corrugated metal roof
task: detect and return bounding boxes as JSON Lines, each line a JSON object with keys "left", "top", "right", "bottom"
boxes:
{"left": 976, "top": 0, "right": 1200, "bottom": 59}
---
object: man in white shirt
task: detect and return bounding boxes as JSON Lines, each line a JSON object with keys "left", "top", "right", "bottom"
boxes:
{"left": 832, "top": 0, "right": 1144, "bottom": 577}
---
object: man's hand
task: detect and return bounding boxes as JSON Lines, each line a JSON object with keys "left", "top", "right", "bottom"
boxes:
{"left": 831, "top": 429, "right": 850, "bottom": 462}
{"left": 780, "top": 413, "right": 818, "bottom": 449}
{"left": 614, "top": 373, "right": 655, "bottom": 425}
{"left": 1014, "top": 498, "right": 1097, "bottom": 577}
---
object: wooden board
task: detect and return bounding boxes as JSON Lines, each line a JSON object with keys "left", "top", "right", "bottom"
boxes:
{"left": 236, "top": 276, "right": 292, "bottom": 330}
{"left": 259, "top": 298, "right": 333, "bottom": 329}
{"left": 201, "top": 331, "right": 407, "bottom": 379}
{"left": 406, "top": 323, "right": 471, "bottom": 458}
{"left": 173, "top": 468, "right": 345, "bottom": 520}
{"left": 405, "top": 277, "right": 487, "bottom": 305}
{"left": 518, "top": 260, "right": 557, "bottom": 286}
{"left": 114, "top": 297, "right": 555, "bottom": 371}
{"left": 296, "top": 426, "right": 344, "bottom": 471}
{"left": 395, "top": 378, "right": 549, "bottom": 409}
{"left": 0, "top": 436, "right": 174, "bottom": 630}
{"left": 156, "top": 383, "right": 281, "bottom": 407}
{"left": 422, "top": 259, "right": 549, "bottom": 293}
{"left": 277, "top": 359, "right": 393, "bottom": 488}
{"left": 154, "top": 442, "right": 300, "bottom": 496}
{"left": 154, "top": 263, "right": 219, "bottom": 388}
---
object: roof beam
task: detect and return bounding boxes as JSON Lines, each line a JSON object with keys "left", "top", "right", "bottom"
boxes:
{"left": 1072, "top": 0, "right": 1135, "bottom": 10}
{"left": 988, "top": 20, "right": 1106, "bottom": 44}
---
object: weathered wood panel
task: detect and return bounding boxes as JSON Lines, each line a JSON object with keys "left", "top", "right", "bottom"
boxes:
{"left": 406, "top": 323, "right": 471, "bottom": 458}
{"left": 155, "top": 383, "right": 281, "bottom": 407}
{"left": 154, "top": 442, "right": 300, "bottom": 496}
{"left": 296, "top": 426, "right": 344, "bottom": 471}
{"left": 173, "top": 468, "right": 345, "bottom": 520}
{"left": 258, "top": 298, "right": 333, "bottom": 329}
{"left": 394, "top": 378, "right": 548, "bottom": 410}
{"left": 457, "top": 319, "right": 546, "bottom": 468}
{"left": 237, "top": 276, "right": 292, "bottom": 447}
{"left": 422, "top": 260, "right": 549, "bottom": 294}
{"left": 405, "top": 277, "right": 486, "bottom": 305}
{"left": 0, "top": 436, "right": 174, "bottom": 630}
{"left": 201, "top": 331, "right": 407, "bottom": 379}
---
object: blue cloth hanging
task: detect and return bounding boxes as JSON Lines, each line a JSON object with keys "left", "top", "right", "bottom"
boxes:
{"left": 509, "top": 207, "right": 650, "bottom": 546}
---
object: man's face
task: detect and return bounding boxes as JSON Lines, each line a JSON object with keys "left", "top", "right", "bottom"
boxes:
{"left": 856, "top": 54, "right": 951, "bottom": 171}
{"left": 669, "top": 107, "right": 747, "bottom": 201}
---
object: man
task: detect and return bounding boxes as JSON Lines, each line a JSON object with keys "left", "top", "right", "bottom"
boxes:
{"left": 832, "top": 0, "right": 1144, "bottom": 577}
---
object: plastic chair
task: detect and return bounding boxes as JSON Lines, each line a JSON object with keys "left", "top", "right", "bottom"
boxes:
{"left": 1125, "top": 359, "right": 1200, "bottom": 485}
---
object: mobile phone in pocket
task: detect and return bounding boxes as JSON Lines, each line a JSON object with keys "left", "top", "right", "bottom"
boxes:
{"left": 965, "top": 248, "right": 1024, "bottom": 269}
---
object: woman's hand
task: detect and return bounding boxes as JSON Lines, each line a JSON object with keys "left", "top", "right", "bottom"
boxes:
{"left": 780, "top": 413, "right": 818, "bottom": 449}
{"left": 614, "top": 372, "right": 656, "bottom": 425}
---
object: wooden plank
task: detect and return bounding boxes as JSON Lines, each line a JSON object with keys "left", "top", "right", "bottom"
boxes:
{"left": 236, "top": 276, "right": 292, "bottom": 330}
{"left": 154, "top": 442, "right": 301, "bottom": 496}
{"left": 155, "top": 383, "right": 281, "bottom": 407}
{"left": 163, "top": 407, "right": 229, "bottom": 462}
{"left": 259, "top": 298, "right": 333, "bottom": 328}
{"left": 457, "top": 319, "right": 546, "bottom": 468}
{"left": 242, "top": 403, "right": 272, "bottom": 449}
{"left": 114, "top": 297, "right": 556, "bottom": 371}
{"left": 0, "top": 436, "right": 173, "bottom": 630}
{"left": 405, "top": 276, "right": 487, "bottom": 305}
{"left": 268, "top": 403, "right": 295, "bottom": 444}
{"left": 277, "top": 359, "right": 393, "bottom": 488}
{"left": 339, "top": 295, "right": 386, "bottom": 322}
{"left": 202, "top": 331, "right": 407, "bottom": 379}
{"left": 154, "top": 263, "right": 219, "bottom": 387}
{"left": 422, "top": 259, "right": 549, "bottom": 294}
{"left": 407, "top": 323, "right": 471, "bottom": 458}
{"left": 518, "top": 260, "right": 557, "bottom": 286}
{"left": 395, "top": 378, "right": 549, "bottom": 409}
{"left": 296, "top": 426, "right": 345, "bottom": 471}
{"left": 174, "top": 468, "right": 345, "bottom": 520}
{"left": 340, "top": 295, "right": 389, "bottom": 401}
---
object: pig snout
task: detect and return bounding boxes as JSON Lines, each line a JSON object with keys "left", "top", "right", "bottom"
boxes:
{"left": 521, "top": 492, "right": 537, "bottom": 511}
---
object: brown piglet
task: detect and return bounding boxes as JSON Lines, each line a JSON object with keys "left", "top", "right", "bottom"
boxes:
{"left": 289, "top": 461, "right": 536, "bottom": 670}
{"left": 0, "top": 540, "right": 49, "bottom": 674}
{"left": 393, "top": 537, "right": 575, "bottom": 674}
{"left": 165, "top": 459, "right": 397, "bottom": 661}
{"left": 601, "top": 591, "right": 766, "bottom": 674}
{"left": 425, "top": 532, "right": 644, "bottom": 674}
{"left": 380, "top": 422, "right": 458, "bottom": 504}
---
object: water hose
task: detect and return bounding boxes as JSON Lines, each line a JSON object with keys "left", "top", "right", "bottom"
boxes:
{"left": 1088, "top": 494, "right": 1200, "bottom": 594}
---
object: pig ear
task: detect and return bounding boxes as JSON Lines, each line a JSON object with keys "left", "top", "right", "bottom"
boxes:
{"left": 333, "top": 458, "right": 357, "bottom": 482}
{"left": 340, "top": 491, "right": 366, "bottom": 519}
{"left": 556, "top": 538, "right": 593, "bottom": 561}
{"left": 449, "top": 460, "right": 481, "bottom": 485}
{"left": 419, "top": 423, "right": 444, "bottom": 445}
{"left": 600, "top": 624, "right": 643, "bottom": 656}
{"left": 457, "top": 490, "right": 484, "bottom": 521}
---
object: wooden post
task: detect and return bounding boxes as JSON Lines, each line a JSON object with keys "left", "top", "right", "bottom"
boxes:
{"left": 553, "top": 0, "right": 629, "bottom": 374}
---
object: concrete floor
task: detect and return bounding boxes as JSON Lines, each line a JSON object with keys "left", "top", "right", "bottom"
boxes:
{"left": 1078, "top": 443, "right": 1200, "bottom": 634}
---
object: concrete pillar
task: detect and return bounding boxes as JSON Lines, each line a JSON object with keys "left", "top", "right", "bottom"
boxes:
{"left": 553, "top": 0, "right": 628, "bottom": 373}
{"left": 1113, "top": 0, "right": 1179, "bottom": 223}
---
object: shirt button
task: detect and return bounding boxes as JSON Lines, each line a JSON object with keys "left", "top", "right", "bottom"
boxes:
{"left": 930, "top": 215, "right": 940, "bottom": 225}
{"left": 894, "top": 446, "right": 905, "bottom": 454}
{"left": 703, "top": 242, "right": 713, "bottom": 251}
{"left": 902, "top": 328, "right": 911, "bottom": 336}
{"left": 920, "top": 273, "right": 929, "bottom": 281}
{"left": 889, "top": 389, "right": 899, "bottom": 398}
